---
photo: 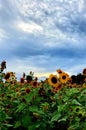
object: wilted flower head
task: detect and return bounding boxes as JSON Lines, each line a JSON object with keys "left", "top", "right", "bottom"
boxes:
{"left": 83, "top": 68, "right": 86, "bottom": 75}
{"left": 20, "top": 77, "right": 24, "bottom": 83}
{"left": 26, "top": 75, "right": 32, "bottom": 83}
{"left": 23, "top": 72, "right": 26, "bottom": 78}
{"left": 1, "top": 60, "right": 6, "bottom": 72}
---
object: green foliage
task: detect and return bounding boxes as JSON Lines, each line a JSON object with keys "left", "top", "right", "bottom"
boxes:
{"left": 0, "top": 80, "right": 86, "bottom": 130}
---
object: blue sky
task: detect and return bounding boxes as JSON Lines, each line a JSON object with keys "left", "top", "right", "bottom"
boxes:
{"left": 0, "top": 0, "right": 86, "bottom": 79}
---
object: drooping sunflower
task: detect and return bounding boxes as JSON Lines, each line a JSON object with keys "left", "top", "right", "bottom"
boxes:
{"left": 71, "top": 75, "right": 77, "bottom": 84}
{"left": 26, "top": 75, "right": 32, "bottom": 83}
{"left": 48, "top": 74, "right": 59, "bottom": 87}
{"left": 76, "top": 73, "right": 84, "bottom": 84}
{"left": 59, "top": 72, "right": 69, "bottom": 84}
{"left": 20, "top": 77, "right": 24, "bottom": 84}
{"left": 83, "top": 68, "right": 86, "bottom": 75}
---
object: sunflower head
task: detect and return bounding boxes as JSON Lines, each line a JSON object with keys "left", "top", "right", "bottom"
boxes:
{"left": 52, "top": 83, "right": 62, "bottom": 93}
{"left": 21, "top": 98, "right": 26, "bottom": 103}
{"left": 15, "top": 88, "right": 19, "bottom": 92}
{"left": 31, "top": 81, "right": 38, "bottom": 88}
{"left": 25, "top": 88, "right": 30, "bottom": 94}
{"left": 4, "top": 72, "right": 10, "bottom": 80}
{"left": 74, "top": 106, "right": 81, "bottom": 113}
{"left": 48, "top": 74, "right": 59, "bottom": 87}
{"left": 10, "top": 72, "right": 13, "bottom": 76}
{"left": 6, "top": 79, "right": 11, "bottom": 83}
{"left": 56, "top": 69, "right": 63, "bottom": 74}
{"left": 59, "top": 72, "right": 69, "bottom": 84}
{"left": 34, "top": 77, "right": 38, "bottom": 81}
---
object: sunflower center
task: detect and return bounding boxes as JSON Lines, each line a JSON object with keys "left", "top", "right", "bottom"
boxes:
{"left": 78, "top": 113, "right": 82, "bottom": 118}
{"left": 5, "top": 73, "right": 10, "bottom": 79}
{"left": 33, "top": 82, "right": 37, "bottom": 86}
{"left": 76, "top": 108, "right": 80, "bottom": 112}
{"left": 51, "top": 77, "right": 57, "bottom": 84}
{"left": 62, "top": 75, "right": 66, "bottom": 80}
{"left": 58, "top": 84, "right": 61, "bottom": 89}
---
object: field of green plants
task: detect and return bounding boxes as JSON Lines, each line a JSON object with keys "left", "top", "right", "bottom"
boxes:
{"left": 0, "top": 61, "right": 86, "bottom": 130}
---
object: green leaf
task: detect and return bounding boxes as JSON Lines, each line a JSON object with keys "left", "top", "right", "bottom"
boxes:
{"left": 51, "top": 112, "right": 61, "bottom": 122}
{"left": 14, "top": 121, "right": 21, "bottom": 128}
{"left": 3, "top": 123, "right": 13, "bottom": 127}
{"left": 16, "top": 103, "right": 26, "bottom": 112}
{"left": 24, "top": 92, "right": 34, "bottom": 103}
{"left": 81, "top": 121, "right": 86, "bottom": 129}
{"left": 28, "top": 125, "right": 36, "bottom": 130}
{"left": 68, "top": 122, "right": 80, "bottom": 130}
{"left": 22, "top": 115, "right": 31, "bottom": 127}
{"left": 58, "top": 116, "right": 68, "bottom": 122}
{"left": 72, "top": 99, "right": 81, "bottom": 106}
{"left": 58, "top": 104, "right": 67, "bottom": 112}
{"left": 29, "top": 106, "right": 44, "bottom": 115}
{"left": 62, "top": 96, "right": 68, "bottom": 102}
{"left": 66, "top": 88, "right": 79, "bottom": 97}
{"left": 0, "top": 111, "right": 6, "bottom": 121}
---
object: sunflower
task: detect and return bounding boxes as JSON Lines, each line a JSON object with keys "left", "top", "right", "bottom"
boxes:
{"left": 34, "top": 77, "right": 38, "bottom": 81}
{"left": 25, "top": 88, "right": 30, "bottom": 94}
{"left": 59, "top": 72, "right": 69, "bottom": 84}
{"left": 20, "top": 77, "right": 24, "bottom": 83}
{"left": 21, "top": 98, "right": 26, "bottom": 103}
{"left": 6, "top": 79, "right": 11, "bottom": 83}
{"left": 83, "top": 68, "right": 86, "bottom": 75}
{"left": 4, "top": 72, "right": 10, "bottom": 80}
{"left": 71, "top": 75, "right": 77, "bottom": 83}
{"left": 10, "top": 72, "right": 13, "bottom": 76}
{"left": 56, "top": 69, "right": 63, "bottom": 74}
{"left": 78, "top": 111, "right": 85, "bottom": 118}
{"left": 31, "top": 81, "right": 38, "bottom": 88}
{"left": 38, "top": 88, "right": 46, "bottom": 96}
{"left": 15, "top": 88, "right": 19, "bottom": 92}
{"left": 48, "top": 74, "right": 59, "bottom": 87}
{"left": 74, "top": 106, "right": 81, "bottom": 113}
{"left": 51, "top": 83, "right": 62, "bottom": 93}
{"left": 26, "top": 75, "right": 32, "bottom": 83}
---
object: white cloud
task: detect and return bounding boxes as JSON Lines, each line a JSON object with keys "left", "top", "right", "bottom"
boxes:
{"left": 4, "top": 58, "right": 46, "bottom": 78}
{"left": 16, "top": 21, "right": 43, "bottom": 33}
{"left": 0, "top": 29, "right": 9, "bottom": 41}
{"left": 78, "top": 0, "right": 84, "bottom": 12}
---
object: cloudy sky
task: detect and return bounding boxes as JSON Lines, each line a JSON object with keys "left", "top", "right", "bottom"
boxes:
{"left": 0, "top": 0, "right": 86, "bottom": 80}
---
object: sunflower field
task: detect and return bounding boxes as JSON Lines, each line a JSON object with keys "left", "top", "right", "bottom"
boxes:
{"left": 0, "top": 61, "right": 86, "bottom": 130}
